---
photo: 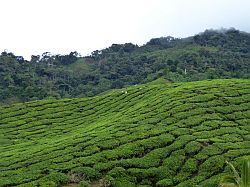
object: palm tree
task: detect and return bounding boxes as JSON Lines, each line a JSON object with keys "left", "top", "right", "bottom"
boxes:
{"left": 219, "top": 160, "right": 250, "bottom": 187}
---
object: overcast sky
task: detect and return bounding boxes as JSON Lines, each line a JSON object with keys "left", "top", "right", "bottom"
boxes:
{"left": 1, "top": 0, "right": 250, "bottom": 59}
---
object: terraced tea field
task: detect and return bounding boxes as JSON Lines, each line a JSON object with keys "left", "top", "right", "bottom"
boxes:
{"left": 0, "top": 79, "right": 250, "bottom": 187}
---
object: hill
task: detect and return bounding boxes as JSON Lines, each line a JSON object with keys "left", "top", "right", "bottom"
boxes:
{"left": 1, "top": 28, "right": 250, "bottom": 104}
{"left": 0, "top": 79, "right": 250, "bottom": 187}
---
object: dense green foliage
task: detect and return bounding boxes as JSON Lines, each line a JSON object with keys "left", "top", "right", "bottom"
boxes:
{"left": 1, "top": 29, "right": 250, "bottom": 104}
{"left": 219, "top": 160, "right": 250, "bottom": 187}
{"left": 0, "top": 79, "right": 249, "bottom": 186}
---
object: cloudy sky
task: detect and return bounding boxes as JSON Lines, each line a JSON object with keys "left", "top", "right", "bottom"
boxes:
{"left": 1, "top": 0, "right": 250, "bottom": 59}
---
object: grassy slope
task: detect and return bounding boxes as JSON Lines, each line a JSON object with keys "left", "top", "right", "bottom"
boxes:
{"left": 66, "top": 58, "right": 94, "bottom": 74}
{"left": 0, "top": 79, "right": 250, "bottom": 187}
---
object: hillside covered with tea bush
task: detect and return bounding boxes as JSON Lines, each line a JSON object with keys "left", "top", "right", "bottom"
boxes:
{"left": 1, "top": 28, "right": 250, "bottom": 104}
{"left": 0, "top": 79, "right": 249, "bottom": 187}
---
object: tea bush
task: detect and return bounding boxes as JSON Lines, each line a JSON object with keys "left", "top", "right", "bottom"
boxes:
{"left": 0, "top": 79, "right": 249, "bottom": 187}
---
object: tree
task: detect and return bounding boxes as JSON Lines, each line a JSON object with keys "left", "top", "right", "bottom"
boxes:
{"left": 219, "top": 160, "right": 250, "bottom": 187}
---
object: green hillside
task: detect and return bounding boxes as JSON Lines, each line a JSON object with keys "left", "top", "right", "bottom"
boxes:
{"left": 0, "top": 79, "right": 250, "bottom": 187}
{"left": 1, "top": 29, "right": 250, "bottom": 104}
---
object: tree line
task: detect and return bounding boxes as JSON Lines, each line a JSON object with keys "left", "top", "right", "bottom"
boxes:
{"left": 0, "top": 28, "right": 249, "bottom": 104}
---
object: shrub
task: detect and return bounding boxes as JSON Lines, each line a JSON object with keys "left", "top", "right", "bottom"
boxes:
{"left": 182, "top": 158, "right": 198, "bottom": 173}
{"left": 107, "top": 167, "right": 136, "bottom": 187}
{"left": 78, "top": 180, "right": 90, "bottom": 187}
{"left": 184, "top": 141, "right": 202, "bottom": 155}
{"left": 199, "top": 174, "right": 223, "bottom": 187}
{"left": 127, "top": 168, "right": 151, "bottom": 181}
{"left": 156, "top": 179, "right": 173, "bottom": 187}
{"left": 71, "top": 167, "right": 101, "bottom": 180}
{"left": 39, "top": 181, "right": 57, "bottom": 187}
{"left": 199, "top": 155, "right": 225, "bottom": 178}
{"left": 94, "top": 161, "right": 117, "bottom": 172}
{"left": 162, "top": 154, "right": 185, "bottom": 177}
{"left": 44, "top": 172, "right": 69, "bottom": 185}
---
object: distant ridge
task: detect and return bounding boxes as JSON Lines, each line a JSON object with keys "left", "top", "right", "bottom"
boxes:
{"left": 0, "top": 28, "right": 250, "bottom": 104}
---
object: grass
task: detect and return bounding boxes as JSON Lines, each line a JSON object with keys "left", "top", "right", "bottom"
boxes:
{"left": 66, "top": 58, "right": 94, "bottom": 74}
{"left": 0, "top": 79, "right": 249, "bottom": 187}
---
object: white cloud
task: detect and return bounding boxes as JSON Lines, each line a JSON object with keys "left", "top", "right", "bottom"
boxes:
{"left": 0, "top": 0, "right": 249, "bottom": 59}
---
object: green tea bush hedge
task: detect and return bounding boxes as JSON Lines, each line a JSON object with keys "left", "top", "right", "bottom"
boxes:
{"left": 0, "top": 79, "right": 249, "bottom": 187}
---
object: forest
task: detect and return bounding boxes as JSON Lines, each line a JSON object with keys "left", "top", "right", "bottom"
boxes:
{"left": 0, "top": 28, "right": 249, "bottom": 104}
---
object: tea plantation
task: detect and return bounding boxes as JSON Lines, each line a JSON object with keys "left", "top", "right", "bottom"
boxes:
{"left": 0, "top": 79, "right": 249, "bottom": 187}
